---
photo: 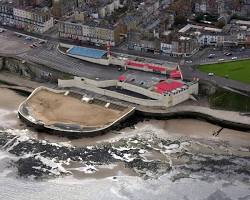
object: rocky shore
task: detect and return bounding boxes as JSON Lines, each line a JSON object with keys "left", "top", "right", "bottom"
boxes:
{"left": 0, "top": 130, "right": 250, "bottom": 183}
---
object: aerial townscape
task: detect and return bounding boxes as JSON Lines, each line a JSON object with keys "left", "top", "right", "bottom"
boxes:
{"left": 0, "top": 0, "right": 249, "bottom": 199}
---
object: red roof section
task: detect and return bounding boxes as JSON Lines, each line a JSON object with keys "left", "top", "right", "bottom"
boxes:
{"left": 170, "top": 70, "right": 181, "bottom": 78}
{"left": 125, "top": 60, "right": 166, "bottom": 72}
{"left": 118, "top": 75, "right": 126, "bottom": 81}
{"left": 146, "top": 64, "right": 166, "bottom": 72}
{"left": 126, "top": 60, "right": 144, "bottom": 68}
{"left": 154, "top": 81, "right": 184, "bottom": 94}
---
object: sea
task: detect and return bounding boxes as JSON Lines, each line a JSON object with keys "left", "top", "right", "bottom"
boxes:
{"left": 0, "top": 88, "right": 249, "bottom": 200}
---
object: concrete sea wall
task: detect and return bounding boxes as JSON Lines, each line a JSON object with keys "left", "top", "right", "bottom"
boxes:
{"left": 58, "top": 77, "right": 199, "bottom": 108}
{"left": 0, "top": 56, "right": 72, "bottom": 83}
{"left": 18, "top": 86, "right": 136, "bottom": 137}
{"left": 137, "top": 106, "right": 250, "bottom": 131}
{"left": 58, "top": 78, "right": 165, "bottom": 107}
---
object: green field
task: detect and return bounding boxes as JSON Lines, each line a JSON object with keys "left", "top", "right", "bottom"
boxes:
{"left": 199, "top": 59, "right": 250, "bottom": 84}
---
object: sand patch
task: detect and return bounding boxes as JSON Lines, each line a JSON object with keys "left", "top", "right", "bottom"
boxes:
{"left": 26, "top": 90, "right": 125, "bottom": 127}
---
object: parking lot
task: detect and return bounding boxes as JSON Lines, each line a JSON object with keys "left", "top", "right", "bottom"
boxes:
{"left": 186, "top": 47, "right": 250, "bottom": 66}
{"left": 0, "top": 29, "right": 46, "bottom": 55}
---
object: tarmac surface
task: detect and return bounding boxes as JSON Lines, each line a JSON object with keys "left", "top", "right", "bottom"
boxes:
{"left": 0, "top": 28, "right": 249, "bottom": 93}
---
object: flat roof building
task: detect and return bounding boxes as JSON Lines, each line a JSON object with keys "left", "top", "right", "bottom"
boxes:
{"left": 67, "top": 46, "right": 107, "bottom": 59}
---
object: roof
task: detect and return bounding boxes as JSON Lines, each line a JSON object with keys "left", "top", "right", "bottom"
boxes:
{"left": 170, "top": 70, "right": 182, "bottom": 78}
{"left": 179, "top": 24, "right": 222, "bottom": 33}
{"left": 68, "top": 46, "right": 107, "bottom": 59}
{"left": 235, "top": 20, "right": 250, "bottom": 26}
{"left": 154, "top": 80, "right": 183, "bottom": 94}
{"left": 118, "top": 75, "right": 126, "bottom": 82}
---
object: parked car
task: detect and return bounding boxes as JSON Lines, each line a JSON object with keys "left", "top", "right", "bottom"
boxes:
{"left": 224, "top": 52, "right": 232, "bottom": 56}
{"left": 208, "top": 73, "right": 214, "bottom": 76}
{"left": 231, "top": 57, "right": 237, "bottom": 60}
{"left": 218, "top": 58, "right": 225, "bottom": 62}
{"left": 33, "top": 43, "right": 38, "bottom": 47}
{"left": 38, "top": 40, "right": 46, "bottom": 44}
{"left": 208, "top": 54, "right": 215, "bottom": 58}
{"left": 185, "top": 60, "right": 192, "bottom": 64}
{"left": 25, "top": 36, "right": 32, "bottom": 40}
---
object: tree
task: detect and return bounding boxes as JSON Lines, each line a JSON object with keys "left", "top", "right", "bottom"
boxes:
{"left": 169, "top": 0, "right": 192, "bottom": 17}
{"left": 216, "top": 21, "right": 225, "bottom": 29}
{"left": 174, "top": 15, "right": 187, "bottom": 26}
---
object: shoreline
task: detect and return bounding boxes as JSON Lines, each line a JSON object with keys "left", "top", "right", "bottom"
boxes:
{"left": 0, "top": 72, "right": 249, "bottom": 137}
{"left": 0, "top": 86, "right": 250, "bottom": 147}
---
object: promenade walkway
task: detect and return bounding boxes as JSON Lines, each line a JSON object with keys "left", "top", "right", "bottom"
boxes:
{"left": 138, "top": 105, "right": 250, "bottom": 130}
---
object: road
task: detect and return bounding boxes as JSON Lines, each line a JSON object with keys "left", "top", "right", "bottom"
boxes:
{"left": 18, "top": 44, "right": 166, "bottom": 88}
{"left": 181, "top": 65, "right": 250, "bottom": 93}
{"left": 181, "top": 47, "right": 250, "bottom": 93}
{"left": 0, "top": 27, "right": 249, "bottom": 93}
{"left": 185, "top": 47, "right": 250, "bottom": 65}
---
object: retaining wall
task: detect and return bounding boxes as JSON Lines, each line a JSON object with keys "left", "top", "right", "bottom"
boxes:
{"left": 59, "top": 77, "right": 199, "bottom": 108}
{"left": 18, "top": 86, "right": 136, "bottom": 137}
{"left": 58, "top": 79, "right": 165, "bottom": 107}
{"left": 74, "top": 76, "right": 162, "bottom": 100}
{"left": 137, "top": 106, "right": 250, "bottom": 131}
{"left": 0, "top": 57, "right": 3, "bottom": 70}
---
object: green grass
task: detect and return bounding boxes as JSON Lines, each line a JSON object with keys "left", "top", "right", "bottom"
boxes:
{"left": 199, "top": 59, "right": 250, "bottom": 84}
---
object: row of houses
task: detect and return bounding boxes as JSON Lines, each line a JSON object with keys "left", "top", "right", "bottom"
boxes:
{"left": 128, "top": 20, "right": 250, "bottom": 57}
{"left": 58, "top": 20, "right": 126, "bottom": 46}
{"left": 0, "top": 1, "right": 53, "bottom": 33}
{"left": 57, "top": 0, "right": 126, "bottom": 46}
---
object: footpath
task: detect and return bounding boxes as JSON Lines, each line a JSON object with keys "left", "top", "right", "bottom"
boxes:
{"left": 138, "top": 105, "right": 250, "bottom": 131}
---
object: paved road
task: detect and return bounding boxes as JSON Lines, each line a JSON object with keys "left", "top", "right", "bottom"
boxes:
{"left": 181, "top": 65, "right": 250, "bottom": 93}
{"left": 181, "top": 47, "right": 250, "bottom": 93}
{"left": 0, "top": 26, "right": 249, "bottom": 93}
{"left": 185, "top": 47, "right": 250, "bottom": 65}
{"left": 0, "top": 25, "right": 181, "bottom": 62}
{"left": 20, "top": 45, "right": 166, "bottom": 88}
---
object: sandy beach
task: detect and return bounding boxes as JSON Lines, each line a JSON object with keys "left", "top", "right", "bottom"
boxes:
{"left": 1, "top": 88, "right": 249, "bottom": 147}
{"left": 25, "top": 89, "right": 125, "bottom": 127}
{"left": 0, "top": 88, "right": 250, "bottom": 200}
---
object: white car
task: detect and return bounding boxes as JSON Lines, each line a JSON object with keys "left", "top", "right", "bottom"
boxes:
{"left": 218, "top": 58, "right": 225, "bottom": 62}
{"left": 208, "top": 54, "right": 215, "bottom": 58}
{"left": 208, "top": 73, "right": 214, "bottom": 76}
{"left": 185, "top": 60, "right": 192, "bottom": 64}
{"left": 231, "top": 57, "right": 237, "bottom": 60}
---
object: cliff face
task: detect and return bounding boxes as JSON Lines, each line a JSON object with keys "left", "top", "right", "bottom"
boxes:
{"left": 0, "top": 56, "right": 69, "bottom": 83}
{"left": 0, "top": 57, "right": 3, "bottom": 70}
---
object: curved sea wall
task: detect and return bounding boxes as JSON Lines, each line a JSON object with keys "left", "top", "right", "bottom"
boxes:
{"left": 137, "top": 106, "right": 250, "bottom": 131}
{"left": 16, "top": 86, "right": 250, "bottom": 135}
{"left": 18, "top": 86, "right": 136, "bottom": 138}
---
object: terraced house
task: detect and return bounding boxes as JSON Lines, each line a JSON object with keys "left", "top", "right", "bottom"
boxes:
{"left": 58, "top": 20, "right": 126, "bottom": 46}
{"left": 0, "top": 1, "right": 54, "bottom": 33}
{"left": 58, "top": 0, "right": 126, "bottom": 46}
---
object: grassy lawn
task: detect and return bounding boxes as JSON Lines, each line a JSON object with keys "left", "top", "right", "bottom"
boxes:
{"left": 199, "top": 59, "right": 250, "bottom": 84}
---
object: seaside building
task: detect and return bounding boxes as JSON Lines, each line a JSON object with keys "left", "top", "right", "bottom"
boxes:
{"left": 0, "top": 1, "right": 54, "bottom": 33}
{"left": 58, "top": 0, "right": 126, "bottom": 46}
